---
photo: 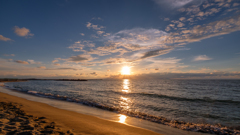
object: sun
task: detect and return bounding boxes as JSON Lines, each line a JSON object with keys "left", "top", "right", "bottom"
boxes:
{"left": 121, "top": 66, "right": 131, "bottom": 75}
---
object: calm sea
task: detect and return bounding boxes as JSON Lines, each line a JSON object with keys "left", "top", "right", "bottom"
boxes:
{"left": 5, "top": 79, "right": 240, "bottom": 128}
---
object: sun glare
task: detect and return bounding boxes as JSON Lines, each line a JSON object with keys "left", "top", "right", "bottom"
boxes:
{"left": 119, "top": 114, "right": 127, "bottom": 123}
{"left": 121, "top": 66, "right": 130, "bottom": 75}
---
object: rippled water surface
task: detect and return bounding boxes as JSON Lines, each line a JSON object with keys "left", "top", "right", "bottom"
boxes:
{"left": 6, "top": 79, "right": 240, "bottom": 127}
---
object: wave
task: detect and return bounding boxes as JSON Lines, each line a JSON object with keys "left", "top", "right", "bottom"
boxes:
{"left": 97, "top": 90, "right": 240, "bottom": 104}
{"left": 3, "top": 85, "right": 240, "bottom": 135}
{"left": 138, "top": 93, "right": 240, "bottom": 104}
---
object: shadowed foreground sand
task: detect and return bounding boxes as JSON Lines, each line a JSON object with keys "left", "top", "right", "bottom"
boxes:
{"left": 0, "top": 92, "right": 161, "bottom": 135}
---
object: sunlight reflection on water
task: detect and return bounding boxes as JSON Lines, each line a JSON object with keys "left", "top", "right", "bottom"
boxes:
{"left": 119, "top": 79, "right": 131, "bottom": 123}
{"left": 118, "top": 114, "right": 127, "bottom": 123}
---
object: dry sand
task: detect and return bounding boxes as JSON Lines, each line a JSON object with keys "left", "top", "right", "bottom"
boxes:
{"left": 0, "top": 91, "right": 161, "bottom": 135}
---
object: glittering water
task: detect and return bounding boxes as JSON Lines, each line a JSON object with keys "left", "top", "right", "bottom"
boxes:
{"left": 5, "top": 79, "right": 240, "bottom": 128}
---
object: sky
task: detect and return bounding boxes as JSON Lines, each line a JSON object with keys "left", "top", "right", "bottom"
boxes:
{"left": 0, "top": 0, "right": 240, "bottom": 79}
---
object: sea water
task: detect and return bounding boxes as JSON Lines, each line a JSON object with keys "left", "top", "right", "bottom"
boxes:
{"left": 4, "top": 79, "right": 240, "bottom": 133}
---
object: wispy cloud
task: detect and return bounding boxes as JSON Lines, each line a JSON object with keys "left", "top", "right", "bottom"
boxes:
{"left": 67, "top": 54, "right": 94, "bottom": 62}
{"left": 3, "top": 54, "right": 15, "bottom": 56}
{"left": 52, "top": 59, "right": 59, "bottom": 63}
{"left": 91, "top": 17, "right": 103, "bottom": 21}
{"left": 90, "top": 72, "right": 97, "bottom": 76}
{"left": 15, "top": 60, "right": 29, "bottom": 64}
{"left": 37, "top": 66, "right": 46, "bottom": 69}
{"left": 131, "top": 71, "right": 240, "bottom": 79}
{"left": 164, "top": 15, "right": 240, "bottom": 45}
{"left": 103, "top": 58, "right": 127, "bottom": 64}
{"left": 153, "top": 0, "right": 195, "bottom": 8}
{"left": 193, "top": 55, "right": 212, "bottom": 61}
{"left": 54, "top": 63, "right": 60, "bottom": 66}
{"left": 164, "top": 18, "right": 170, "bottom": 21}
{"left": 45, "top": 68, "right": 79, "bottom": 70}
{"left": 68, "top": 40, "right": 95, "bottom": 52}
{"left": 0, "top": 35, "right": 12, "bottom": 41}
{"left": 138, "top": 57, "right": 187, "bottom": 73}
{"left": 97, "top": 31, "right": 105, "bottom": 35}
{"left": 106, "top": 28, "right": 168, "bottom": 47}
{"left": 27, "top": 59, "right": 41, "bottom": 64}
{"left": 139, "top": 47, "right": 173, "bottom": 60}
{"left": 86, "top": 22, "right": 105, "bottom": 30}
{"left": 13, "top": 26, "right": 34, "bottom": 38}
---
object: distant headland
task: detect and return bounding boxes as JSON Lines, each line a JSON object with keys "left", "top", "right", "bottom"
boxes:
{"left": 0, "top": 78, "right": 102, "bottom": 82}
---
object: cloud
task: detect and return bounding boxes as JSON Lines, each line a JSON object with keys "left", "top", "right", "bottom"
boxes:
{"left": 137, "top": 57, "right": 187, "bottom": 73}
{"left": 15, "top": 60, "right": 29, "bottom": 64}
{"left": 13, "top": 26, "right": 34, "bottom": 37}
{"left": 97, "top": 31, "right": 105, "bottom": 35}
{"left": 3, "top": 54, "right": 15, "bottom": 56}
{"left": 139, "top": 47, "right": 174, "bottom": 60}
{"left": 106, "top": 28, "right": 168, "bottom": 46}
{"left": 90, "top": 72, "right": 97, "bottom": 76}
{"left": 131, "top": 72, "right": 240, "bottom": 79}
{"left": 179, "top": 17, "right": 186, "bottom": 21}
{"left": 86, "top": 22, "right": 105, "bottom": 30}
{"left": 72, "top": 28, "right": 168, "bottom": 58}
{"left": 91, "top": 17, "right": 103, "bottom": 20}
{"left": 164, "top": 15, "right": 240, "bottom": 45}
{"left": 67, "top": 54, "right": 93, "bottom": 62}
{"left": 153, "top": 0, "right": 194, "bottom": 7}
{"left": 69, "top": 40, "right": 95, "bottom": 52}
{"left": 0, "top": 35, "right": 12, "bottom": 41}
{"left": 177, "top": 22, "right": 185, "bottom": 27}
{"left": 46, "top": 68, "right": 79, "bottom": 70}
{"left": 52, "top": 59, "right": 59, "bottom": 63}
{"left": 104, "top": 58, "right": 127, "bottom": 64}
{"left": 54, "top": 63, "right": 60, "bottom": 66}
{"left": 103, "top": 33, "right": 110, "bottom": 36}
{"left": 37, "top": 66, "right": 46, "bottom": 69}
{"left": 233, "top": 3, "right": 240, "bottom": 7}
{"left": 193, "top": 55, "right": 212, "bottom": 61}
{"left": 164, "top": 18, "right": 170, "bottom": 21}
{"left": 80, "top": 33, "right": 85, "bottom": 36}
{"left": 87, "top": 46, "right": 128, "bottom": 56}
{"left": 175, "top": 47, "right": 190, "bottom": 51}
{"left": 27, "top": 59, "right": 41, "bottom": 64}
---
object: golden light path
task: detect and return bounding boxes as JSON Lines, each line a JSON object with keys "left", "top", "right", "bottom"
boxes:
{"left": 118, "top": 79, "right": 131, "bottom": 124}
{"left": 118, "top": 114, "right": 127, "bottom": 123}
{"left": 122, "top": 79, "right": 129, "bottom": 93}
{"left": 121, "top": 66, "right": 131, "bottom": 75}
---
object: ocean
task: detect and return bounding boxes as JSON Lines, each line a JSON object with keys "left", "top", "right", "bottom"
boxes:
{"left": 4, "top": 79, "right": 240, "bottom": 133}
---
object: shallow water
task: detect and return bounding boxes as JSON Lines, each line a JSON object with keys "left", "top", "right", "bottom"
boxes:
{"left": 5, "top": 79, "right": 240, "bottom": 128}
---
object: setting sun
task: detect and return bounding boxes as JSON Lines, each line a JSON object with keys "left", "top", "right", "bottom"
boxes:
{"left": 121, "top": 66, "right": 130, "bottom": 75}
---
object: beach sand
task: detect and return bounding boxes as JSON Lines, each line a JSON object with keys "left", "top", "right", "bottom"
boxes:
{"left": 0, "top": 91, "right": 161, "bottom": 135}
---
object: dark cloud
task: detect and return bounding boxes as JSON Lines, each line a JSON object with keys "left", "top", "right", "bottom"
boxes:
{"left": 90, "top": 72, "right": 97, "bottom": 75}
{"left": 15, "top": 60, "right": 29, "bottom": 64}
{"left": 45, "top": 68, "right": 79, "bottom": 70}
{"left": 68, "top": 55, "right": 92, "bottom": 62}
{"left": 140, "top": 47, "right": 173, "bottom": 60}
{"left": 37, "top": 66, "right": 46, "bottom": 69}
{"left": 105, "top": 58, "right": 126, "bottom": 64}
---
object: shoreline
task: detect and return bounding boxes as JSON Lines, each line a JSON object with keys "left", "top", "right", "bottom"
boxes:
{"left": 0, "top": 83, "right": 213, "bottom": 135}
{"left": 2, "top": 82, "right": 239, "bottom": 135}
{"left": 0, "top": 89, "right": 161, "bottom": 135}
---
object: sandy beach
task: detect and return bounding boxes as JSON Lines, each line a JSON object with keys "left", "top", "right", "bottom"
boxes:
{"left": 0, "top": 90, "right": 161, "bottom": 135}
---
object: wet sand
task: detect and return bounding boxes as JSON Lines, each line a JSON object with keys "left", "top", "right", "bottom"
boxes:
{"left": 0, "top": 91, "right": 161, "bottom": 135}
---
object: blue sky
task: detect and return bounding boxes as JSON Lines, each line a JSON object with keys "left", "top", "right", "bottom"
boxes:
{"left": 0, "top": 0, "right": 240, "bottom": 79}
